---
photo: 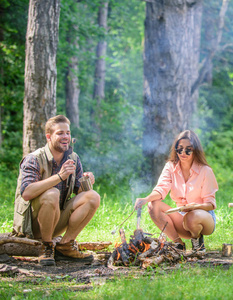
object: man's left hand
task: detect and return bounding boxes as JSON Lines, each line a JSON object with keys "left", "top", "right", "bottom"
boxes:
{"left": 83, "top": 172, "right": 95, "bottom": 185}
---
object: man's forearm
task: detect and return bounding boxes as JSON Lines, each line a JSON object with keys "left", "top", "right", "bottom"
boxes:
{"left": 22, "top": 174, "right": 62, "bottom": 201}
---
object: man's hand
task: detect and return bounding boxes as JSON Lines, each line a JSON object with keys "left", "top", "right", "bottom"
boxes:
{"left": 134, "top": 197, "right": 148, "bottom": 210}
{"left": 83, "top": 172, "right": 95, "bottom": 185}
{"left": 59, "top": 159, "right": 76, "bottom": 181}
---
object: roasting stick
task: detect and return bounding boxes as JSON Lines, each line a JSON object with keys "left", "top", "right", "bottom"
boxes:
{"left": 165, "top": 203, "right": 202, "bottom": 215}
{"left": 111, "top": 208, "right": 136, "bottom": 235}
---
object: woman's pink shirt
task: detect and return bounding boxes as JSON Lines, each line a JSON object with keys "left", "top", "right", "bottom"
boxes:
{"left": 153, "top": 161, "right": 218, "bottom": 209}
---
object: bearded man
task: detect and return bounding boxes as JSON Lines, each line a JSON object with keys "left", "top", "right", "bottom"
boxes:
{"left": 13, "top": 115, "right": 100, "bottom": 266}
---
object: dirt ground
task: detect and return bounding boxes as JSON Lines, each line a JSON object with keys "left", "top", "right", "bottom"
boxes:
{"left": 1, "top": 250, "right": 232, "bottom": 287}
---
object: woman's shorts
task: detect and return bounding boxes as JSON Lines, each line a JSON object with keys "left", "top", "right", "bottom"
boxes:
{"left": 179, "top": 209, "right": 216, "bottom": 232}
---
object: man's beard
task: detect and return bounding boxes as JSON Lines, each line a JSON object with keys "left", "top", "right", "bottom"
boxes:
{"left": 52, "top": 140, "right": 69, "bottom": 153}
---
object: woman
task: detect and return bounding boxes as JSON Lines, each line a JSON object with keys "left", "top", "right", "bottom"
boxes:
{"left": 135, "top": 130, "right": 218, "bottom": 252}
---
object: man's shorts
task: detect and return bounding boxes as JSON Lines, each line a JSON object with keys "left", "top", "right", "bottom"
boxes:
{"left": 31, "top": 194, "right": 77, "bottom": 238}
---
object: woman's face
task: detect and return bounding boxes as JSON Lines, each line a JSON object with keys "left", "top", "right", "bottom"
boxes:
{"left": 176, "top": 139, "right": 194, "bottom": 164}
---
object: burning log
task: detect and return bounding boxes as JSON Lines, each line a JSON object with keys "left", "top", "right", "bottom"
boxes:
{"left": 137, "top": 240, "right": 159, "bottom": 260}
{"left": 108, "top": 227, "right": 187, "bottom": 268}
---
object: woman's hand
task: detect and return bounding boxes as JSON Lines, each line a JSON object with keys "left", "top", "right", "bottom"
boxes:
{"left": 182, "top": 202, "right": 201, "bottom": 212}
{"left": 134, "top": 197, "right": 149, "bottom": 210}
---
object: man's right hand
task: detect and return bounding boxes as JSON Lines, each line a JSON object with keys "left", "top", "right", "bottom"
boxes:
{"left": 58, "top": 159, "right": 76, "bottom": 181}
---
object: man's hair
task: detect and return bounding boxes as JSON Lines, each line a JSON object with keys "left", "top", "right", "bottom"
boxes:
{"left": 45, "top": 115, "right": 70, "bottom": 135}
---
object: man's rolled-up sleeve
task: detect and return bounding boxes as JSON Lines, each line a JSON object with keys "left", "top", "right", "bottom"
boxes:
{"left": 20, "top": 155, "right": 41, "bottom": 195}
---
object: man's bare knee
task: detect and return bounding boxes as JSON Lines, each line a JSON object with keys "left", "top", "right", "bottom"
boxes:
{"left": 39, "top": 188, "right": 60, "bottom": 208}
{"left": 84, "top": 190, "right": 100, "bottom": 209}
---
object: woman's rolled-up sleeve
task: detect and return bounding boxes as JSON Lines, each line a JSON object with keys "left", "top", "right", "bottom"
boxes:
{"left": 153, "top": 162, "right": 172, "bottom": 200}
{"left": 201, "top": 167, "right": 218, "bottom": 209}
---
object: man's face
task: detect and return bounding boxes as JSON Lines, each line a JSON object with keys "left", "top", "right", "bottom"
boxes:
{"left": 46, "top": 123, "right": 71, "bottom": 153}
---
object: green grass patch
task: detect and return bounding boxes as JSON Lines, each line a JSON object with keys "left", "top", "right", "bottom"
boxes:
{"left": 1, "top": 266, "right": 233, "bottom": 299}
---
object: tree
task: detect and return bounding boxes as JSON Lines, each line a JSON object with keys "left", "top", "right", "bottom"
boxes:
{"left": 64, "top": 1, "right": 80, "bottom": 128}
{"left": 93, "top": 1, "right": 109, "bottom": 104}
{"left": 23, "top": 0, "right": 60, "bottom": 156}
{"left": 143, "top": 0, "right": 203, "bottom": 183}
{"left": 142, "top": 0, "right": 229, "bottom": 185}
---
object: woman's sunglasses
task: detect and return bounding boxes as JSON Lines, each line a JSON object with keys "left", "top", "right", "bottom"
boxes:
{"left": 176, "top": 148, "right": 193, "bottom": 155}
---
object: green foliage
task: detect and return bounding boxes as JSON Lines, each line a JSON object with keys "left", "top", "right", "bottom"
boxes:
{"left": 0, "top": 0, "right": 27, "bottom": 170}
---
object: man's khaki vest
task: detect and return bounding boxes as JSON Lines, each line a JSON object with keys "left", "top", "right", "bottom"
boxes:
{"left": 13, "top": 144, "right": 78, "bottom": 238}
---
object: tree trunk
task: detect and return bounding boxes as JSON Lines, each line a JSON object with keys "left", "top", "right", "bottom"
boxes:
{"left": 65, "top": 47, "right": 80, "bottom": 128}
{"left": 23, "top": 0, "right": 60, "bottom": 156}
{"left": 143, "top": 0, "right": 203, "bottom": 184}
{"left": 93, "top": 1, "right": 109, "bottom": 104}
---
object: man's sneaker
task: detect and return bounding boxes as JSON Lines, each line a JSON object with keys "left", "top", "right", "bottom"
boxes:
{"left": 191, "top": 234, "right": 206, "bottom": 253}
{"left": 38, "top": 241, "right": 55, "bottom": 266}
{"left": 55, "top": 240, "right": 94, "bottom": 263}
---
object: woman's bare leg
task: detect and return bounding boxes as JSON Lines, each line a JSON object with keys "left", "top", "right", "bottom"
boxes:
{"left": 183, "top": 209, "right": 215, "bottom": 238}
{"left": 148, "top": 201, "right": 191, "bottom": 244}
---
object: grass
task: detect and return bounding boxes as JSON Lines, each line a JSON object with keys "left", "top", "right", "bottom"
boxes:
{"left": 0, "top": 162, "right": 233, "bottom": 299}
{"left": 1, "top": 266, "right": 233, "bottom": 299}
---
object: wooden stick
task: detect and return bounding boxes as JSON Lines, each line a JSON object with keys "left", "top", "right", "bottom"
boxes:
{"left": 0, "top": 237, "right": 41, "bottom": 246}
{"left": 228, "top": 203, "right": 233, "bottom": 208}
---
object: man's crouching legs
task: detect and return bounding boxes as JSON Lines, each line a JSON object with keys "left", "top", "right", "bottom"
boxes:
{"left": 54, "top": 190, "right": 100, "bottom": 262}
{"left": 31, "top": 188, "right": 61, "bottom": 266}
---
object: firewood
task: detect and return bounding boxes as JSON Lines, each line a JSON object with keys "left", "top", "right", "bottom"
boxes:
{"left": 118, "top": 247, "right": 129, "bottom": 266}
{"left": 141, "top": 255, "right": 164, "bottom": 268}
{"left": 107, "top": 249, "right": 118, "bottom": 268}
{"left": 137, "top": 240, "right": 160, "bottom": 261}
{"left": 0, "top": 234, "right": 112, "bottom": 256}
{"left": 119, "top": 229, "right": 130, "bottom": 256}
{"left": 78, "top": 242, "right": 112, "bottom": 251}
{"left": 0, "top": 236, "right": 41, "bottom": 246}
{"left": 0, "top": 264, "right": 18, "bottom": 276}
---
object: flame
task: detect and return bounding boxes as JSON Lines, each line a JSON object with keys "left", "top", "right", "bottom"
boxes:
{"left": 115, "top": 241, "right": 122, "bottom": 248}
{"left": 139, "top": 241, "right": 151, "bottom": 253}
{"left": 128, "top": 243, "right": 139, "bottom": 254}
{"left": 116, "top": 248, "right": 121, "bottom": 260}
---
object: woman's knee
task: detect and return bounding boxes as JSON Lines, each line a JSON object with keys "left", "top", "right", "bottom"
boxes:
{"left": 148, "top": 201, "right": 161, "bottom": 218}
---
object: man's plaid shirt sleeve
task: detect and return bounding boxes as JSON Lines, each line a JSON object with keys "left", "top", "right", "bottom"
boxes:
{"left": 20, "top": 155, "right": 41, "bottom": 196}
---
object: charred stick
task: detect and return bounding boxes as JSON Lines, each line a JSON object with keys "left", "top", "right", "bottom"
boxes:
{"left": 119, "top": 228, "right": 130, "bottom": 255}
{"left": 158, "top": 221, "right": 168, "bottom": 240}
{"left": 137, "top": 207, "right": 142, "bottom": 229}
{"left": 118, "top": 247, "right": 130, "bottom": 266}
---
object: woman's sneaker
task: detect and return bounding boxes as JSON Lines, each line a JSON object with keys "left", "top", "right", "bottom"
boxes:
{"left": 191, "top": 234, "right": 206, "bottom": 253}
{"left": 174, "top": 243, "right": 186, "bottom": 252}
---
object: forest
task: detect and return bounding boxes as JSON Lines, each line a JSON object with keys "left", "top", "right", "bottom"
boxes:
{"left": 1, "top": 0, "right": 232, "bottom": 187}
{"left": 0, "top": 0, "right": 233, "bottom": 298}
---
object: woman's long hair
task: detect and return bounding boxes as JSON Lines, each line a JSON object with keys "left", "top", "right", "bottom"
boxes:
{"left": 169, "top": 130, "right": 209, "bottom": 166}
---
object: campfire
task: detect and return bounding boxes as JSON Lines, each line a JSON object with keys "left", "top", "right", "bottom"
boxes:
{"left": 108, "top": 227, "right": 192, "bottom": 269}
